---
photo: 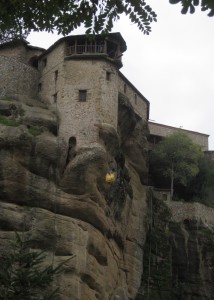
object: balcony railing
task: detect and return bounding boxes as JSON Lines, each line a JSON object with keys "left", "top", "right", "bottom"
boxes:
{"left": 66, "top": 44, "right": 105, "bottom": 56}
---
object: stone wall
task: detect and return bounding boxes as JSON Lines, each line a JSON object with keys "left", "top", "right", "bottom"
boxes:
{"left": 149, "top": 121, "right": 209, "bottom": 150}
{"left": 204, "top": 150, "right": 214, "bottom": 162}
{"left": 0, "top": 56, "right": 39, "bottom": 101}
{"left": 136, "top": 196, "right": 214, "bottom": 300}
{"left": 59, "top": 59, "right": 119, "bottom": 146}
{"left": 167, "top": 201, "right": 214, "bottom": 228}
{"left": 0, "top": 43, "right": 43, "bottom": 65}
{"left": 38, "top": 41, "right": 120, "bottom": 146}
{"left": 36, "top": 37, "right": 149, "bottom": 148}
{"left": 118, "top": 74, "right": 149, "bottom": 121}
{"left": 38, "top": 43, "right": 65, "bottom": 108}
{"left": 0, "top": 91, "right": 149, "bottom": 300}
{"left": 0, "top": 44, "right": 28, "bottom": 63}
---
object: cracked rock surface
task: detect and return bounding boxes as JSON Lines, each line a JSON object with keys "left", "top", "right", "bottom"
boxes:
{"left": 0, "top": 96, "right": 149, "bottom": 300}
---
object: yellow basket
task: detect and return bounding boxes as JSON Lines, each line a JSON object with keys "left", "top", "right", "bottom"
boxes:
{"left": 105, "top": 172, "right": 116, "bottom": 183}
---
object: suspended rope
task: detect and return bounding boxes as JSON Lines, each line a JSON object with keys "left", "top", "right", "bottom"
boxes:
{"left": 51, "top": 79, "right": 60, "bottom": 268}
{"left": 147, "top": 189, "right": 153, "bottom": 300}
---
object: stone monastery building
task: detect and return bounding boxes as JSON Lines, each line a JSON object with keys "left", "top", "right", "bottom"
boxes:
{"left": 0, "top": 32, "right": 209, "bottom": 150}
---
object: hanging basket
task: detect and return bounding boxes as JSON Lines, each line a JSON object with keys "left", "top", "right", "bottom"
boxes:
{"left": 105, "top": 172, "right": 116, "bottom": 183}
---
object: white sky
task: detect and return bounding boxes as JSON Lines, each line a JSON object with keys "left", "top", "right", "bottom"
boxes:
{"left": 27, "top": 0, "right": 214, "bottom": 150}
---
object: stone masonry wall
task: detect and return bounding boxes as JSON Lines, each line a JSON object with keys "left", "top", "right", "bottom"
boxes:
{"left": 0, "top": 44, "right": 43, "bottom": 65}
{"left": 0, "top": 44, "right": 27, "bottom": 63}
{"left": 0, "top": 56, "right": 39, "bottom": 100}
{"left": 118, "top": 75, "right": 148, "bottom": 121}
{"left": 38, "top": 42, "right": 65, "bottom": 106}
{"left": 149, "top": 121, "right": 209, "bottom": 150}
{"left": 37, "top": 39, "right": 150, "bottom": 148}
{"left": 167, "top": 201, "right": 214, "bottom": 228}
{"left": 59, "top": 59, "right": 119, "bottom": 146}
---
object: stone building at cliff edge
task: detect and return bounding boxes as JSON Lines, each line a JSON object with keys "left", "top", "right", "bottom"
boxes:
{"left": 0, "top": 32, "right": 209, "bottom": 150}
{"left": 0, "top": 33, "right": 150, "bottom": 149}
{"left": 0, "top": 32, "right": 213, "bottom": 300}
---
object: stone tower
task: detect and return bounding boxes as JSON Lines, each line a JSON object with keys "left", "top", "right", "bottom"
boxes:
{"left": 0, "top": 39, "right": 43, "bottom": 102}
{"left": 38, "top": 33, "right": 127, "bottom": 147}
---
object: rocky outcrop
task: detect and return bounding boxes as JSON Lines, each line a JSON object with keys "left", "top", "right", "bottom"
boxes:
{"left": 0, "top": 96, "right": 149, "bottom": 300}
{"left": 136, "top": 195, "right": 214, "bottom": 300}
{"left": 1, "top": 96, "right": 214, "bottom": 300}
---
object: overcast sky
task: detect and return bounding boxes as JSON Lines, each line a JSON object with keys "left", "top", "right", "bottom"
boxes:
{"left": 27, "top": 0, "right": 214, "bottom": 150}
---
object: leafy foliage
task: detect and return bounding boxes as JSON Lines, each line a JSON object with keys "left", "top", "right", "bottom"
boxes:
{"left": 0, "top": 115, "right": 19, "bottom": 126}
{"left": 0, "top": 233, "right": 69, "bottom": 300}
{"left": 107, "top": 150, "right": 132, "bottom": 220}
{"left": 0, "top": 0, "right": 157, "bottom": 43}
{"left": 136, "top": 192, "right": 172, "bottom": 300}
{"left": 176, "top": 155, "right": 214, "bottom": 206}
{"left": 0, "top": 0, "right": 213, "bottom": 43}
{"left": 150, "top": 132, "right": 202, "bottom": 198}
{"left": 28, "top": 125, "right": 44, "bottom": 136}
{"left": 170, "top": 0, "right": 214, "bottom": 16}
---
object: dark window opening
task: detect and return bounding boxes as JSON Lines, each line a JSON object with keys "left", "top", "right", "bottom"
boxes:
{"left": 147, "top": 134, "right": 163, "bottom": 145}
{"left": 69, "top": 136, "right": 77, "bottom": 148}
{"left": 134, "top": 93, "right": 137, "bottom": 104}
{"left": 162, "top": 193, "right": 168, "bottom": 201}
{"left": 66, "top": 136, "right": 77, "bottom": 165}
{"left": 107, "top": 41, "right": 118, "bottom": 59}
{"left": 38, "top": 83, "right": 42, "bottom": 92}
{"left": 106, "top": 71, "right": 111, "bottom": 81}
{"left": 42, "top": 58, "right": 47, "bottom": 67}
{"left": 28, "top": 56, "right": 38, "bottom": 68}
{"left": 53, "top": 93, "right": 58, "bottom": 103}
{"left": 54, "top": 70, "right": 58, "bottom": 81}
{"left": 79, "top": 90, "right": 87, "bottom": 102}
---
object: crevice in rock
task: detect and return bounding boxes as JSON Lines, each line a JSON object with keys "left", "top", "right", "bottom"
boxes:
{"left": 54, "top": 247, "right": 73, "bottom": 256}
{"left": 107, "top": 229, "right": 124, "bottom": 250}
{"left": 81, "top": 273, "right": 102, "bottom": 298}
{"left": 87, "top": 244, "right": 108, "bottom": 266}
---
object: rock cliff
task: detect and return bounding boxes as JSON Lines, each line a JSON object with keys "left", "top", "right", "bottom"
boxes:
{"left": 0, "top": 95, "right": 214, "bottom": 300}
{"left": 0, "top": 95, "right": 149, "bottom": 300}
{"left": 136, "top": 196, "right": 214, "bottom": 300}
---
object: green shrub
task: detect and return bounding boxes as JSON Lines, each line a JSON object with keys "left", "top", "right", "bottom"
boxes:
{"left": 0, "top": 115, "right": 19, "bottom": 126}
{"left": 0, "top": 97, "right": 14, "bottom": 101}
{"left": 0, "top": 233, "right": 72, "bottom": 300}
{"left": 28, "top": 126, "right": 43, "bottom": 136}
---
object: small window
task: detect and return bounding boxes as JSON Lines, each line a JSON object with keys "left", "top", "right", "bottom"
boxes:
{"left": 28, "top": 56, "right": 38, "bottom": 68}
{"left": 134, "top": 93, "right": 138, "bottom": 104}
{"left": 38, "top": 83, "right": 42, "bottom": 92}
{"left": 53, "top": 93, "right": 58, "bottom": 103}
{"left": 106, "top": 71, "right": 111, "bottom": 81}
{"left": 124, "top": 83, "right": 127, "bottom": 94}
{"left": 54, "top": 70, "right": 58, "bottom": 81}
{"left": 162, "top": 193, "right": 168, "bottom": 201}
{"left": 79, "top": 90, "right": 87, "bottom": 102}
{"left": 42, "top": 58, "right": 47, "bottom": 67}
{"left": 69, "top": 136, "right": 77, "bottom": 148}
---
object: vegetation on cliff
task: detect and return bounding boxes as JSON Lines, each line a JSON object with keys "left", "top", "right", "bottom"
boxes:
{"left": 136, "top": 192, "right": 172, "bottom": 300}
{"left": 176, "top": 155, "right": 214, "bottom": 207}
{"left": 150, "top": 132, "right": 202, "bottom": 199}
{"left": 136, "top": 192, "right": 214, "bottom": 300}
{"left": 0, "top": 233, "right": 69, "bottom": 300}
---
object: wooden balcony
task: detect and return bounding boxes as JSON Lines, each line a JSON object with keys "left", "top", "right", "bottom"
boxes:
{"left": 65, "top": 40, "right": 123, "bottom": 68}
{"left": 66, "top": 44, "right": 105, "bottom": 56}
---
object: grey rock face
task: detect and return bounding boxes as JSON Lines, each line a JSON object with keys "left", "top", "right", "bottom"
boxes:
{"left": 1, "top": 95, "right": 213, "bottom": 300}
{"left": 136, "top": 196, "right": 214, "bottom": 300}
{"left": 0, "top": 96, "right": 149, "bottom": 300}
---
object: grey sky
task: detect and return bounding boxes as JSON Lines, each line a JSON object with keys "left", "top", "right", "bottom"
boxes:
{"left": 28, "top": 0, "right": 214, "bottom": 149}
